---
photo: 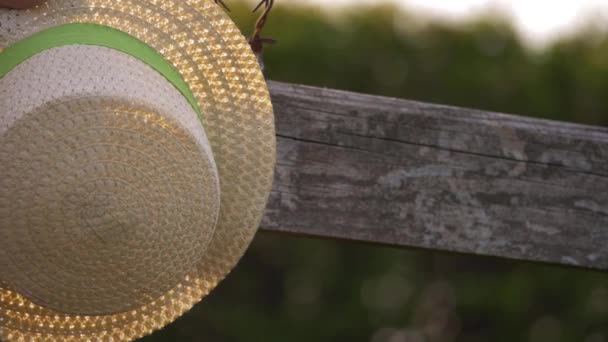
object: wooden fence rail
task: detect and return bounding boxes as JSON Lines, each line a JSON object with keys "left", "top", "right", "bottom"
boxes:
{"left": 261, "top": 81, "right": 608, "bottom": 271}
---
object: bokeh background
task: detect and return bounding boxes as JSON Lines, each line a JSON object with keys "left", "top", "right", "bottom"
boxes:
{"left": 144, "top": 1, "right": 608, "bottom": 341}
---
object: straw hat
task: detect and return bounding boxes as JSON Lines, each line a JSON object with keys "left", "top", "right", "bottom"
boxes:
{"left": 0, "top": 1, "right": 275, "bottom": 341}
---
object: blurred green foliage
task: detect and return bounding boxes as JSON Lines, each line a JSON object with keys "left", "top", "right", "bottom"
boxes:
{"left": 143, "top": 2, "right": 608, "bottom": 341}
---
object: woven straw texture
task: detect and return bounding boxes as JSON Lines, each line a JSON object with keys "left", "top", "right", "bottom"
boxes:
{"left": 0, "top": 1, "right": 275, "bottom": 341}
{"left": 1, "top": 44, "right": 221, "bottom": 315}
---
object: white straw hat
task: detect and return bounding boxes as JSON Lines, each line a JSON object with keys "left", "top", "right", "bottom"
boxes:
{"left": 0, "top": 1, "right": 275, "bottom": 341}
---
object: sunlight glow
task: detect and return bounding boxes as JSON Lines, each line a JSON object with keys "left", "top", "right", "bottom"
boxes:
{"left": 288, "top": 0, "right": 608, "bottom": 45}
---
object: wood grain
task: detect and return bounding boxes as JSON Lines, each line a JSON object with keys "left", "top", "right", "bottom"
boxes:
{"left": 261, "top": 81, "right": 608, "bottom": 271}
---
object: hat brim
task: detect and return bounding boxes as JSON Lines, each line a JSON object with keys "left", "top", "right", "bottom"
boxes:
{"left": 0, "top": 1, "right": 275, "bottom": 340}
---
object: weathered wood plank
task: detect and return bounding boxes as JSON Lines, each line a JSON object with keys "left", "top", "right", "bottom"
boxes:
{"left": 261, "top": 81, "right": 608, "bottom": 271}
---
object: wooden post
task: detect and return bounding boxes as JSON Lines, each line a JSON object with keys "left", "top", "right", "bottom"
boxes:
{"left": 261, "top": 81, "right": 608, "bottom": 271}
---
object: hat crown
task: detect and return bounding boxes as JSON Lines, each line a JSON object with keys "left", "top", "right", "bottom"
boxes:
{"left": 0, "top": 45, "right": 220, "bottom": 315}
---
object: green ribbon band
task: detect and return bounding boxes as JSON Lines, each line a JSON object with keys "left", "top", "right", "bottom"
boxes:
{"left": 0, "top": 23, "right": 201, "bottom": 115}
